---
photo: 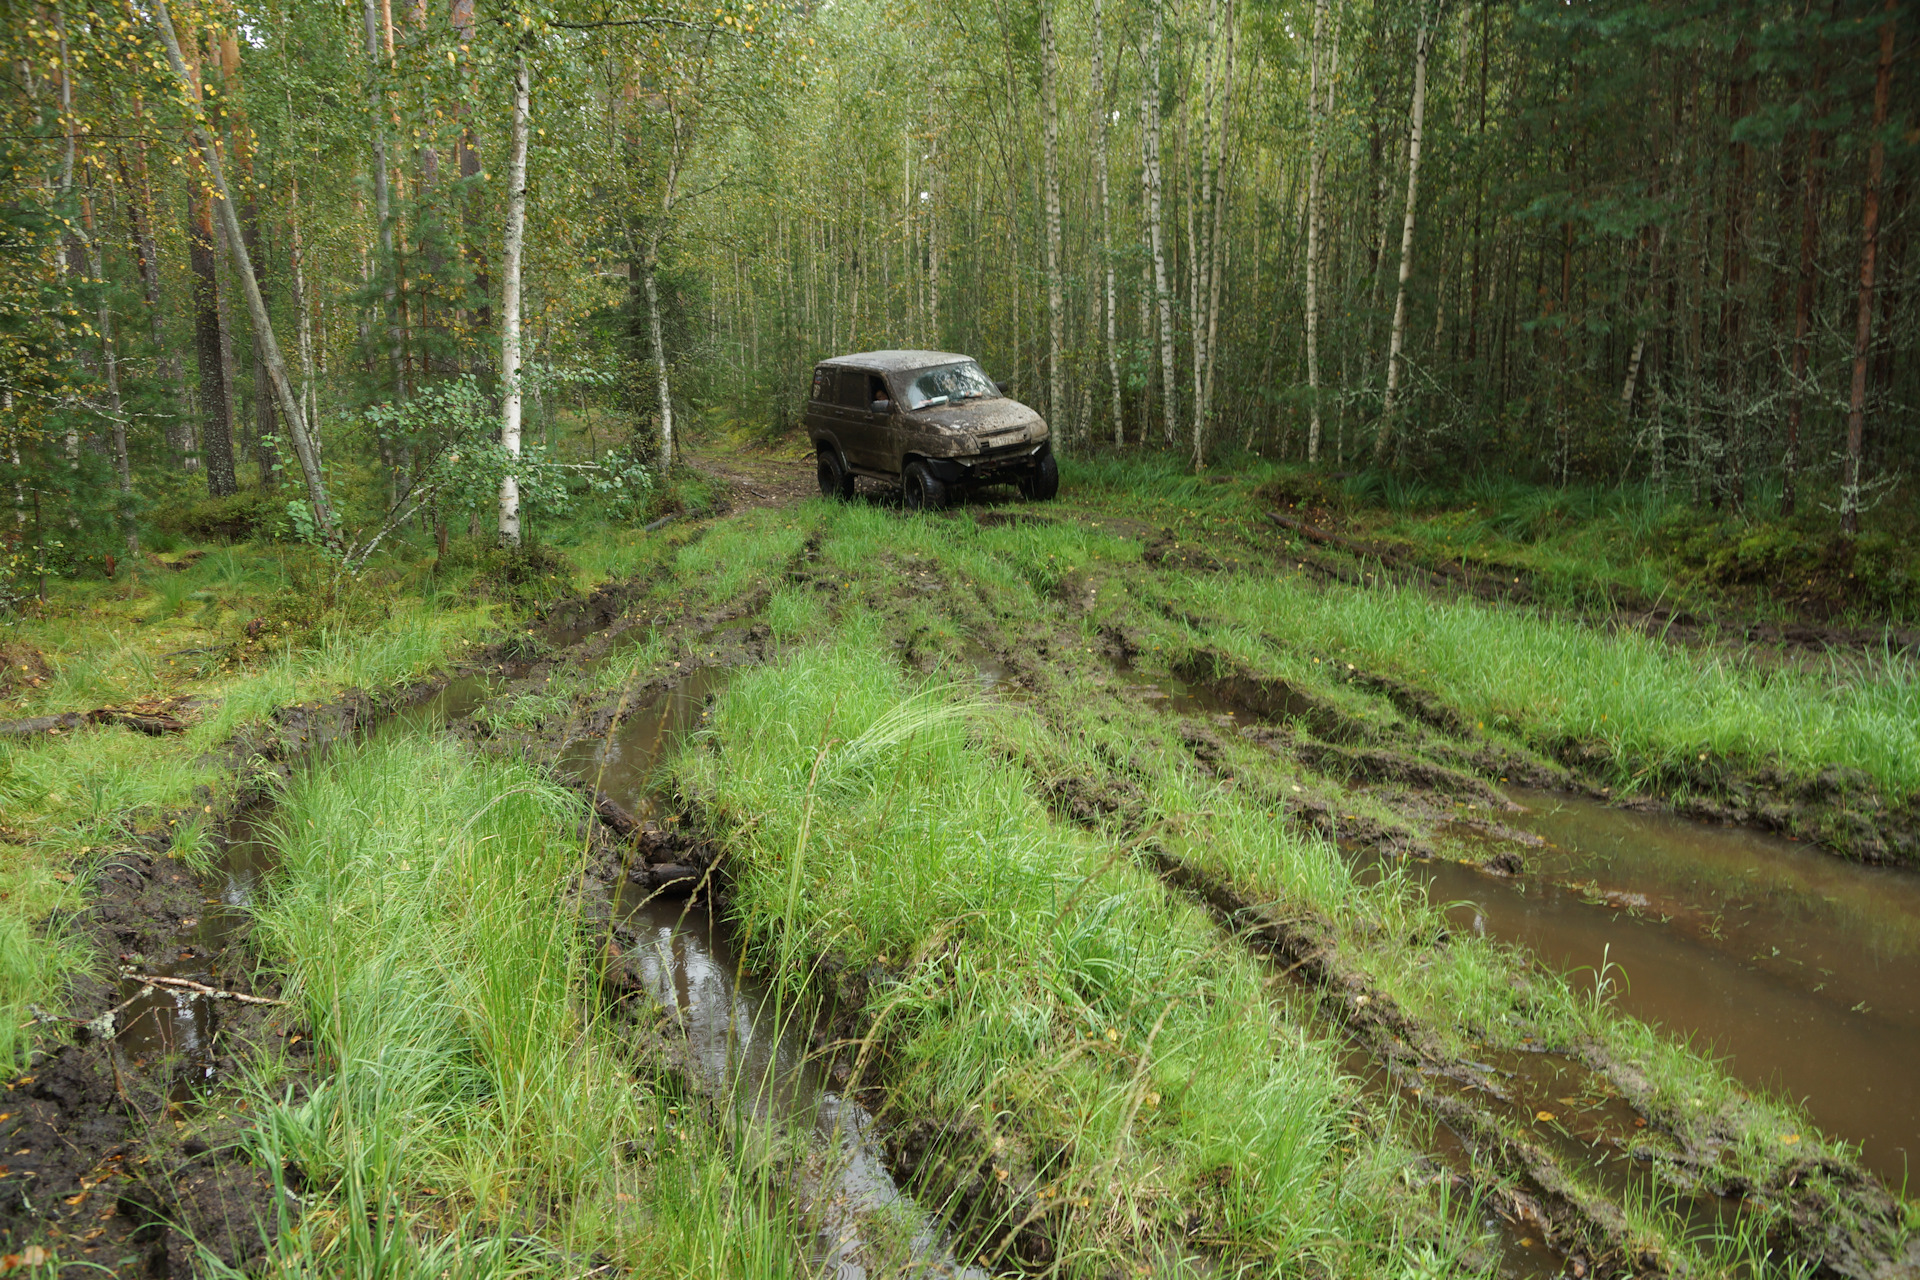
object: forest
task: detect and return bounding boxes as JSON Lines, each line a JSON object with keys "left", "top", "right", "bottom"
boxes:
{"left": 0, "top": 0, "right": 1917, "bottom": 1276}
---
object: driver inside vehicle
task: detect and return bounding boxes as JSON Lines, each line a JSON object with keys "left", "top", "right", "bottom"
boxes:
{"left": 868, "top": 374, "right": 892, "bottom": 413}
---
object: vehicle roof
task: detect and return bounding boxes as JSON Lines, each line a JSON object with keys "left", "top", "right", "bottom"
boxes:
{"left": 816, "top": 350, "right": 976, "bottom": 373}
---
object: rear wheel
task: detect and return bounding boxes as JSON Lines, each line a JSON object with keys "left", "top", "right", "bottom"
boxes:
{"left": 902, "top": 460, "right": 946, "bottom": 513}
{"left": 1018, "top": 451, "right": 1060, "bottom": 501}
{"left": 816, "top": 446, "right": 854, "bottom": 500}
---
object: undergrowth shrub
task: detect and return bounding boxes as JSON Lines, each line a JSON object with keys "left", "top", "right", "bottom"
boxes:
{"left": 148, "top": 490, "right": 292, "bottom": 544}
{"left": 437, "top": 538, "right": 577, "bottom": 609}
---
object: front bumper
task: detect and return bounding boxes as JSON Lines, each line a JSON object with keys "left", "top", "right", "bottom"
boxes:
{"left": 925, "top": 440, "right": 1049, "bottom": 484}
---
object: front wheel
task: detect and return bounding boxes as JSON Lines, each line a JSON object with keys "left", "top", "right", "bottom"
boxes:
{"left": 902, "top": 460, "right": 946, "bottom": 513}
{"left": 1018, "top": 451, "right": 1060, "bottom": 501}
{"left": 817, "top": 446, "right": 854, "bottom": 500}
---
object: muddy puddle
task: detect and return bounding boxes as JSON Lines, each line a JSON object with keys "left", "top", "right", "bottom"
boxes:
{"left": 572, "top": 669, "right": 983, "bottom": 1277}
{"left": 559, "top": 665, "right": 727, "bottom": 813}
{"left": 1105, "top": 655, "right": 1243, "bottom": 722}
{"left": 1426, "top": 791, "right": 1920, "bottom": 1186}
{"left": 114, "top": 676, "right": 498, "bottom": 1095}
{"left": 619, "top": 891, "right": 977, "bottom": 1277}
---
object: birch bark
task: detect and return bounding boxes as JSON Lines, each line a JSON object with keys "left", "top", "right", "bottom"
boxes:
{"left": 1196, "top": 0, "right": 1235, "bottom": 470}
{"left": 1374, "top": 13, "right": 1430, "bottom": 461}
{"left": 81, "top": 193, "right": 135, "bottom": 558}
{"left": 1092, "top": 0, "right": 1122, "bottom": 444}
{"left": 1040, "top": 1, "right": 1066, "bottom": 441}
{"left": 499, "top": 52, "right": 531, "bottom": 545}
{"left": 1304, "top": 0, "right": 1332, "bottom": 460}
{"left": 1142, "top": 4, "right": 1177, "bottom": 442}
{"left": 363, "top": 0, "right": 406, "bottom": 398}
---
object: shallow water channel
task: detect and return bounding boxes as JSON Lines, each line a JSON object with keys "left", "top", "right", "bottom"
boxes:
{"left": 564, "top": 668, "right": 982, "bottom": 1278}
{"left": 119, "top": 668, "right": 977, "bottom": 1275}
{"left": 1425, "top": 793, "right": 1920, "bottom": 1188}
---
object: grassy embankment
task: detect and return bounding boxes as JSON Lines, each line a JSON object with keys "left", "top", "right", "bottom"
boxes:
{"left": 1069, "top": 461, "right": 1918, "bottom": 840}
{"left": 0, "top": 465, "right": 721, "bottom": 1073}
{"left": 6, "top": 447, "right": 1916, "bottom": 1273}
{"left": 639, "top": 494, "right": 1911, "bottom": 1273}
{"left": 1089, "top": 455, "right": 1920, "bottom": 622}
{"left": 205, "top": 734, "right": 799, "bottom": 1276}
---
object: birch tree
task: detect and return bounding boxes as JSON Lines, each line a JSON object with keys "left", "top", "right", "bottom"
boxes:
{"left": 1374, "top": 8, "right": 1430, "bottom": 462}
{"left": 1040, "top": 0, "right": 1066, "bottom": 440}
{"left": 499, "top": 50, "right": 531, "bottom": 546}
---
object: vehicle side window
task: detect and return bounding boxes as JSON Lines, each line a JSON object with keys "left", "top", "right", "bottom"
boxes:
{"left": 867, "top": 374, "right": 892, "bottom": 410}
{"left": 810, "top": 366, "right": 831, "bottom": 402}
{"left": 834, "top": 369, "right": 869, "bottom": 408}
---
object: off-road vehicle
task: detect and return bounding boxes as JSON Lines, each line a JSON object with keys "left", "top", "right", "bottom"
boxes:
{"left": 805, "top": 350, "right": 1058, "bottom": 510}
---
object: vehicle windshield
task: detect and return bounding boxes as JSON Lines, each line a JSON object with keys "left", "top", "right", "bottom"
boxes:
{"left": 901, "top": 361, "right": 997, "bottom": 410}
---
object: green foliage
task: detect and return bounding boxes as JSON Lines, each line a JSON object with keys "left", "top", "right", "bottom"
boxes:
{"left": 149, "top": 490, "right": 294, "bottom": 544}
{"left": 237, "top": 734, "right": 800, "bottom": 1272}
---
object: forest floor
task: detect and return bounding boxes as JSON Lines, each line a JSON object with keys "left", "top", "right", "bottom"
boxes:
{"left": 0, "top": 433, "right": 1914, "bottom": 1277}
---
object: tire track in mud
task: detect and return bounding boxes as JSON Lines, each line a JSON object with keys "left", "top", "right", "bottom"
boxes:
{"left": 950, "top": 590, "right": 1913, "bottom": 1278}
{"left": 0, "top": 520, "right": 761, "bottom": 1272}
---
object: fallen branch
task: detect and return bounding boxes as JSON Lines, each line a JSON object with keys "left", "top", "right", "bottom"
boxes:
{"left": 119, "top": 974, "right": 285, "bottom": 1006}
{"left": 88, "top": 709, "right": 187, "bottom": 735}
{"left": 0, "top": 708, "right": 189, "bottom": 739}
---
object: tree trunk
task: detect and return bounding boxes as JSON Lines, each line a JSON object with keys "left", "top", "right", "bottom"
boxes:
{"left": 1305, "top": 0, "right": 1332, "bottom": 461}
{"left": 1093, "top": 0, "right": 1123, "bottom": 445}
{"left": 112, "top": 117, "right": 192, "bottom": 467}
{"left": 219, "top": 32, "right": 276, "bottom": 482}
{"left": 1196, "top": 0, "right": 1236, "bottom": 470}
{"left": 154, "top": 2, "right": 334, "bottom": 541}
{"left": 291, "top": 176, "right": 319, "bottom": 463}
{"left": 499, "top": 51, "right": 531, "bottom": 546}
{"left": 1841, "top": 0, "right": 1895, "bottom": 540}
{"left": 1374, "top": 12, "right": 1430, "bottom": 462}
{"left": 1143, "top": 4, "right": 1177, "bottom": 443}
{"left": 364, "top": 0, "right": 406, "bottom": 399}
{"left": 1040, "top": 0, "right": 1066, "bottom": 443}
{"left": 81, "top": 193, "right": 136, "bottom": 560}
{"left": 1785, "top": 50, "right": 1828, "bottom": 519}
{"left": 190, "top": 186, "right": 239, "bottom": 497}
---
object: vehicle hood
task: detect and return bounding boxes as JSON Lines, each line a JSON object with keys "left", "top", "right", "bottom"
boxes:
{"left": 906, "top": 398, "right": 1048, "bottom": 438}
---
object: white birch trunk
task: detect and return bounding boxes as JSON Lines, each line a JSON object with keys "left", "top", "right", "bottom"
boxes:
{"left": 1092, "top": 0, "right": 1123, "bottom": 444}
{"left": 1040, "top": 1, "right": 1066, "bottom": 443}
{"left": 498, "top": 52, "right": 530, "bottom": 546}
{"left": 291, "top": 177, "right": 318, "bottom": 462}
{"left": 1374, "top": 15, "right": 1430, "bottom": 461}
{"left": 1143, "top": 5, "right": 1177, "bottom": 443}
{"left": 153, "top": 2, "right": 335, "bottom": 543}
{"left": 1304, "top": 0, "right": 1330, "bottom": 461}
{"left": 82, "top": 197, "right": 135, "bottom": 558}
{"left": 1196, "top": 0, "right": 1236, "bottom": 470}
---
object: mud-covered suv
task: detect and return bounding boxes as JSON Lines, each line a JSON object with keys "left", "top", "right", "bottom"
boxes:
{"left": 805, "top": 350, "right": 1058, "bottom": 510}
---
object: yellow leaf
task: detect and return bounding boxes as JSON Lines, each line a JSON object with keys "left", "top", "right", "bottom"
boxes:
{"left": 1534, "top": 1110, "right": 1556, "bottom": 1122}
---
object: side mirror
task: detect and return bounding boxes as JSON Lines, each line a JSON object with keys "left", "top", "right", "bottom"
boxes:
{"left": 870, "top": 399, "right": 892, "bottom": 414}
{"left": 995, "top": 382, "right": 1010, "bottom": 396}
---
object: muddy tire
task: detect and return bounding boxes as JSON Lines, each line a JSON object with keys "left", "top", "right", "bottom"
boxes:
{"left": 1018, "top": 451, "right": 1060, "bottom": 502}
{"left": 817, "top": 446, "right": 854, "bottom": 500}
{"left": 902, "top": 461, "right": 946, "bottom": 513}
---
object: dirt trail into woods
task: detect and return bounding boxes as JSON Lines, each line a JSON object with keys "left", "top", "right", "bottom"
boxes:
{"left": 4, "top": 452, "right": 1913, "bottom": 1275}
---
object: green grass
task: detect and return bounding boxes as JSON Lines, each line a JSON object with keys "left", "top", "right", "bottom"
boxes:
{"left": 676, "top": 620, "right": 1487, "bottom": 1276}
{"left": 226, "top": 733, "right": 802, "bottom": 1276}
{"left": 1155, "top": 572, "right": 1920, "bottom": 799}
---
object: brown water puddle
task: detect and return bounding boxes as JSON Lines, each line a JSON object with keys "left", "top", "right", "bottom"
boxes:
{"left": 1428, "top": 790, "right": 1920, "bottom": 1187}
{"left": 560, "top": 665, "right": 727, "bottom": 820}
